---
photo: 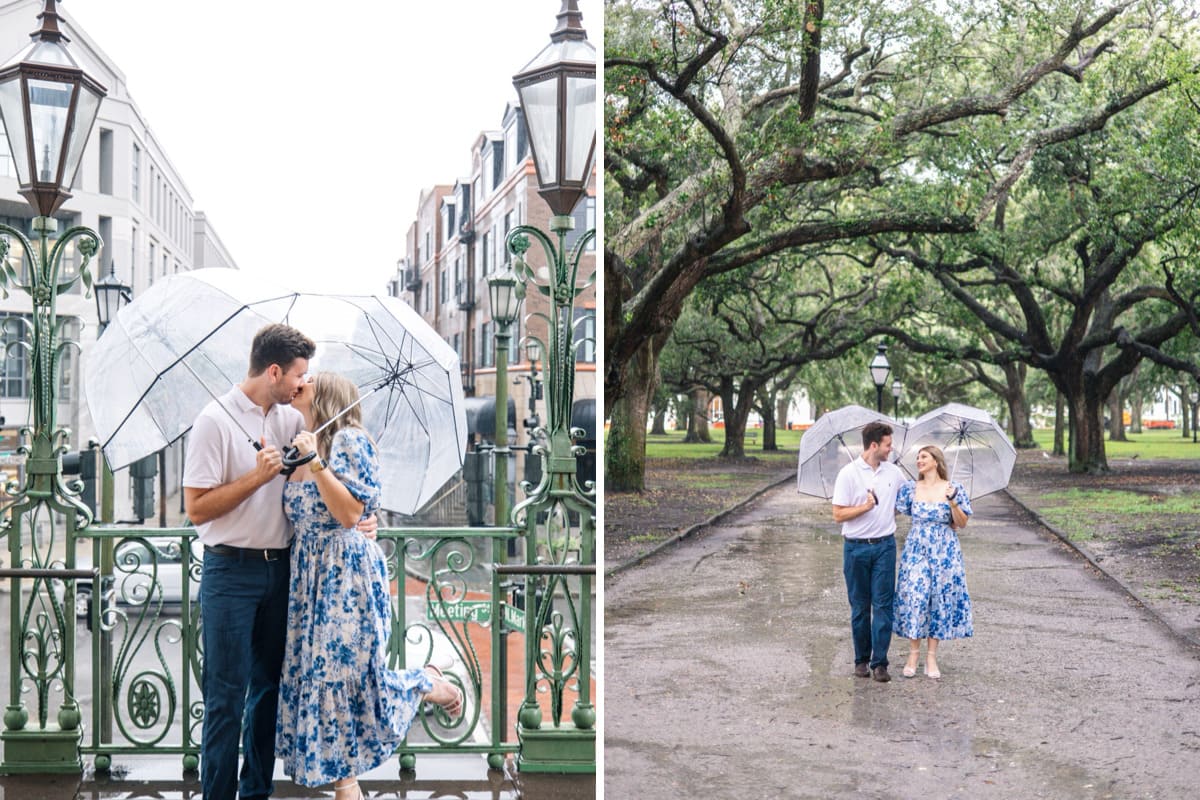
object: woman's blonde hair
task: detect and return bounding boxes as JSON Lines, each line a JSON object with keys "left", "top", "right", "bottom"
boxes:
{"left": 309, "top": 372, "right": 364, "bottom": 459}
{"left": 918, "top": 445, "right": 949, "bottom": 481}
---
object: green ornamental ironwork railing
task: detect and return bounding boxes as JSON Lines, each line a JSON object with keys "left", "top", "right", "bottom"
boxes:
{"left": 69, "top": 525, "right": 580, "bottom": 772}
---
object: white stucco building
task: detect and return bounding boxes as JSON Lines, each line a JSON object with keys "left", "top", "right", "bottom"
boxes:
{"left": 0, "top": 0, "right": 238, "bottom": 521}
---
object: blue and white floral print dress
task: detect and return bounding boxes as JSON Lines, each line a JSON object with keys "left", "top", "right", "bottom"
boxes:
{"left": 275, "top": 427, "right": 432, "bottom": 787}
{"left": 893, "top": 480, "right": 974, "bottom": 641}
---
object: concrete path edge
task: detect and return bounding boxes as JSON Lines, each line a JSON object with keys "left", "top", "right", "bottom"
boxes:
{"left": 1004, "top": 486, "right": 1199, "bottom": 652}
{"left": 606, "top": 472, "right": 794, "bottom": 578}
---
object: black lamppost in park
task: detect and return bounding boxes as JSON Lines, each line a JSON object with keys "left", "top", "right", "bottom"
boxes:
{"left": 0, "top": 0, "right": 108, "bottom": 773}
{"left": 892, "top": 379, "right": 903, "bottom": 420}
{"left": 869, "top": 344, "right": 891, "bottom": 414}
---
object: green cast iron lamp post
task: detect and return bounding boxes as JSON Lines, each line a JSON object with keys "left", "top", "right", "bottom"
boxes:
{"left": 488, "top": 265, "right": 523, "bottom": 531}
{"left": 0, "top": 0, "right": 106, "bottom": 774}
{"left": 504, "top": 0, "right": 596, "bottom": 773}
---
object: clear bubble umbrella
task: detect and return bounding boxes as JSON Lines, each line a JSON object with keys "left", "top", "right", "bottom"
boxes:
{"left": 896, "top": 402, "right": 1016, "bottom": 498}
{"left": 796, "top": 404, "right": 905, "bottom": 499}
{"left": 85, "top": 269, "right": 468, "bottom": 515}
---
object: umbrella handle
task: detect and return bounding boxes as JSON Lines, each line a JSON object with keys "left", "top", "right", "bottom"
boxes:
{"left": 280, "top": 445, "right": 316, "bottom": 476}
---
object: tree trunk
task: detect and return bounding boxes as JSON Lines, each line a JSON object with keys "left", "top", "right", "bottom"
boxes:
{"left": 1053, "top": 391, "right": 1066, "bottom": 456}
{"left": 1108, "top": 388, "right": 1127, "bottom": 442}
{"left": 1007, "top": 389, "right": 1036, "bottom": 449}
{"left": 718, "top": 377, "right": 760, "bottom": 459}
{"left": 1066, "top": 378, "right": 1109, "bottom": 473}
{"left": 650, "top": 407, "right": 668, "bottom": 435}
{"left": 761, "top": 415, "right": 776, "bottom": 450}
{"left": 776, "top": 394, "right": 791, "bottom": 432}
{"left": 684, "top": 386, "right": 712, "bottom": 443}
{"left": 759, "top": 387, "right": 778, "bottom": 451}
{"left": 604, "top": 343, "right": 659, "bottom": 491}
{"left": 1130, "top": 395, "right": 1143, "bottom": 434}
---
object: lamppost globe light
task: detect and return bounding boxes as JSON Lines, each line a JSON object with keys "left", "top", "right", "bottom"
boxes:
{"left": 868, "top": 343, "right": 890, "bottom": 413}
{"left": 0, "top": 0, "right": 107, "bottom": 217}
{"left": 868, "top": 344, "right": 891, "bottom": 388}
{"left": 512, "top": 0, "right": 596, "bottom": 217}
{"left": 892, "top": 379, "right": 903, "bottom": 399}
{"left": 94, "top": 266, "right": 131, "bottom": 331}
{"left": 488, "top": 268, "right": 523, "bottom": 327}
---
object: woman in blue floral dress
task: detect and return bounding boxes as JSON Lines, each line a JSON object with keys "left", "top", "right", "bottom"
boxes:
{"left": 893, "top": 445, "right": 973, "bottom": 679}
{"left": 275, "top": 373, "right": 462, "bottom": 800}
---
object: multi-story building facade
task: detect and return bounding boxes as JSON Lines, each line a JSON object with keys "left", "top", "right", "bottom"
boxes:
{"left": 0, "top": 0, "right": 238, "bottom": 520}
{"left": 394, "top": 102, "right": 597, "bottom": 517}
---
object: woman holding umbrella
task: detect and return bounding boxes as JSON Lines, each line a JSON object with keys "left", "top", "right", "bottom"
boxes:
{"left": 893, "top": 445, "right": 973, "bottom": 679}
{"left": 274, "top": 372, "right": 463, "bottom": 800}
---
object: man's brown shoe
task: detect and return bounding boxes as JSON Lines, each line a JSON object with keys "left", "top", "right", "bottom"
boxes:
{"left": 872, "top": 665, "right": 891, "bottom": 683}
{"left": 854, "top": 663, "right": 870, "bottom": 678}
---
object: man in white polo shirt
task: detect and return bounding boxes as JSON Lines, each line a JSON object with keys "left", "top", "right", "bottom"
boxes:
{"left": 184, "top": 324, "right": 314, "bottom": 800}
{"left": 831, "top": 421, "right": 903, "bottom": 683}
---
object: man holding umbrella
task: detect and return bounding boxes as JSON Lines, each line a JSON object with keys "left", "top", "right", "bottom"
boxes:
{"left": 831, "top": 421, "right": 904, "bottom": 683}
{"left": 182, "top": 323, "right": 314, "bottom": 800}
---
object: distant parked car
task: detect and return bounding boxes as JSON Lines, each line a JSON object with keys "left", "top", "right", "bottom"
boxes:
{"left": 71, "top": 538, "right": 201, "bottom": 621}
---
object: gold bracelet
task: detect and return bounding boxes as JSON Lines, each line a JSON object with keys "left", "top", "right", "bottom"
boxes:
{"left": 309, "top": 457, "right": 327, "bottom": 474}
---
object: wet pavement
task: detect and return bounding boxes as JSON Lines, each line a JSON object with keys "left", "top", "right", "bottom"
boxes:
{"left": 0, "top": 752, "right": 595, "bottom": 799}
{"left": 605, "top": 485, "right": 1200, "bottom": 799}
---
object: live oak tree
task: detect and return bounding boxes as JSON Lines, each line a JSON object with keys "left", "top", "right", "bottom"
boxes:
{"left": 604, "top": 0, "right": 1188, "bottom": 489}
{"left": 875, "top": 77, "right": 1200, "bottom": 472}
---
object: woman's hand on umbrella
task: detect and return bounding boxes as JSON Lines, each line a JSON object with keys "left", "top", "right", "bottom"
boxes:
{"left": 292, "top": 431, "right": 318, "bottom": 458}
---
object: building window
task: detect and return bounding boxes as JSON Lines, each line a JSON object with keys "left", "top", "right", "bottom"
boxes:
{"left": 130, "top": 225, "right": 138, "bottom": 294}
{"left": 452, "top": 333, "right": 461, "bottom": 359}
{"left": 481, "top": 231, "right": 489, "bottom": 276}
{"left": 480, "top": 322, "right": 493, "bottom": 368}
{"left": 0, "top": 130, "right": 12, "bottom": 177}
{"left": 574, "top": 308, "right": 596, "bottom": 364}
{"left": 59, "top": 317, "right": 80, "bottom": 402}
{"left": 131, "top": 144, "right": 140, "bottom": 202}
{"left": 148, "top": 241, "right": 156, "bottom": 286}
{"left": 564, "top": 197, "right": 596, "bottom": 253}
{"left": 98, "top": 129, "right": 113, "bottom": 195}
{"left": 440, "top": 268, "right": 448, "bottom": 305}
{"left": 423, "top": 280, "right": 431, "bottom": 313}
{"left": 0, "top": 316, "right": 29, "bottom": 398}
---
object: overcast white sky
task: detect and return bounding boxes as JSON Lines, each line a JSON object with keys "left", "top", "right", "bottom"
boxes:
{"left": 66, "top": 0, "right": 601, "bottom": 293}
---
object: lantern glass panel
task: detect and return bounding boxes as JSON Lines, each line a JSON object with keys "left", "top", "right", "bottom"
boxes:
{"left": 564, "top": 73, "right": 595, "bottom": 184}
{"left": 519, "top": 75, "right": 559, "bottom": 185}
{"left": 62, "top": 83, "right": 102, "bottom": 189}
{"left": 28, "top": 77, "right": 73, "bottom": 183}
{"left": 0, "top": 78, "right": 29, "bottom": 184}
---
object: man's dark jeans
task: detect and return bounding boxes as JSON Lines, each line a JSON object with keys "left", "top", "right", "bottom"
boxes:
{"left": 200, "top": 549, "right": 290, "bottom": 800}
{"left": 843, "top": 536, "right": 896, "bottom": 670}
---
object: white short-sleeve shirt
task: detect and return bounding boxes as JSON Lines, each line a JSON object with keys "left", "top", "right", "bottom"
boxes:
{"left": 831, "top": 457, "right": 905, "bottom": 540}
{"left": 182, "top": 386, "right": 303, "bottom": 548}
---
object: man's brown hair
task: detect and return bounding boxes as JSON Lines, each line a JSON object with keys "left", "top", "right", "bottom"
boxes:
{"left": 861, "top": 421, "right": 893, "bottom": 449}
{"left": 248, "top": 324, "right": 316, "bottom": 376}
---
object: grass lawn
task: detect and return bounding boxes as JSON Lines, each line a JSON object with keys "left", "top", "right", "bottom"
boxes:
{"left": 1036, "top": 488, "right": 1200, "bottom": 541}
{"left": 1029, "top": 428, "right": 1200, "bottom": 461}
{"left": 643, "top": 428, "right": 801, "bottom": 464}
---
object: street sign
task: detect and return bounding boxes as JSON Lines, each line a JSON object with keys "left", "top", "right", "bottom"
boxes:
{"left": 426, "top": 600, "right": 525, "bottom": 631}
